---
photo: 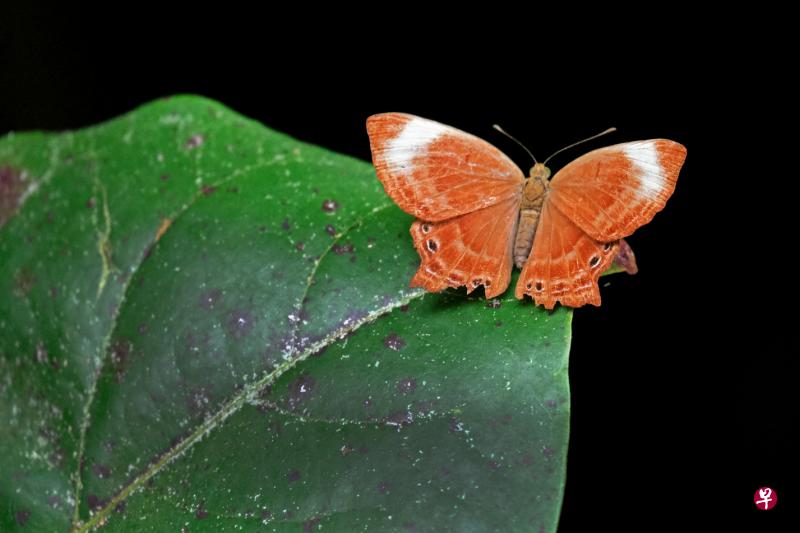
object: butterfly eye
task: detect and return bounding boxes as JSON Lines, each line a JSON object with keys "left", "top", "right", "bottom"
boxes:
{"left": 484, "top": 279, "right": 492, "bottom": 288}
{"left": 472, "top": 278, "right": 483, "bottom": 288}
{"left": 589, "top": 256, "right": 600, "bottom": 268}
{"left": 421, "top": 223, "right": 432, "bottom": 234}
{"left": 426, "top": 240, "right": 438, "bottom": 252}
{"left": 603, "top": 242, "right": 613, "bottom": 252}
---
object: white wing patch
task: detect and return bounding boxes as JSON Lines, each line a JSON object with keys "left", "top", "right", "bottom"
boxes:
{"left": 624, "top": 141, "right": 665, "bottom": 200}
{"left": 385, "top": 117, "right": 449, "bottom": 169}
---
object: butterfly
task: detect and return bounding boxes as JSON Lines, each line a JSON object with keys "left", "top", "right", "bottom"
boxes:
{"left": 366, "top": 113, "right": 686, "bottom": 309}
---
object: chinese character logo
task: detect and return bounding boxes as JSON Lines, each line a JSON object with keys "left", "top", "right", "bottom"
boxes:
{"left": 753, "top": 487, "right": 778, "bottom": 511}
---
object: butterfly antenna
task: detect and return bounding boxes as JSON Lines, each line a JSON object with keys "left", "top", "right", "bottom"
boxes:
{"left": 493, "top": 124, "right": 537, "bottom": 164}
{"left": 542, "top": 127, "right": 617, "bottom": 166}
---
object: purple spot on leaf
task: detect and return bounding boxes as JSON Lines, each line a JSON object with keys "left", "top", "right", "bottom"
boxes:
{"left": 15, "top": 509, "right": 31, "bottom": 525}
{"left": 377, "top": 482, "right": 390, "bottom": 494}
{"left": 486, "top": 298, "right": 502, "bottom": 309}
{"left": 92, "top": 463, "right": 111, "bottom": 479}
{"left": 383, "top": 332, "right": 406, "bottom": 351}
{"left": 185, "top": 134, "right": 204, "bottom": 149}
{"left": 86, "top": 197, "right": 96, "bottom": 208}
{"left": 303, "top": 516, "right": 322, "bottom": 531}
{"left": 413, "top": 399, "right": 436, "bottom": 416}
{"left": 287, "top": 375, "right": 316, "bottom": 411}
{"left": 87, "top": 494, "right": 103, "bottom": 511}
{"left": 0, "top": 165, "right": 27, "bottom": 228}
{"left": 333, "top": 242, "right": 354, "bottom": 255}
{"left": 321, "top": 199, "right": 339, "bottom": 212}
{"left": 296, "top": 241, "right": 305, "bottom": 251}
{"left": 282, "top": 218, "right": 291, "bottom": 231}
{"left": 195, "top": 502, "right": 209, "bottom": 519}
{"left": 384, "top": 410, "right": 413, "bottom": 429}
{"left": 226, "top": 309, "right": 254, "bottom": 339}
{"left": 287, "top": 469, "right": 301, "bottom": 483}
{"left": 47, "top": 495, "right": 62, "bottom": 509}
{"left": 110, "top": 338, "right": 132, "bottom": 383}
{"left": 13, "top": 268, "right": 36, "bottom": 298}
{"left": 449, "top": 417, "right": 464, "bottom": 433}
{"left": 201, "top": 185, "right": 217, "bottom": 196}
{"left": 542, "top": 446, "right": 555, "bottom": 458}
{"left": 396, "top": 377, "right": 417, "bottom": 394}
{"left": 325, "top": 224, "right": 336, "bottom": 236}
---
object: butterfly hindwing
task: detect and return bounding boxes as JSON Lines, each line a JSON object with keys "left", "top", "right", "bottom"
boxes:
{"left": 516, "top": 201, "right": 619, "bottom": 309}
{"left": 410, "top": 198, "right": 519, "bottom": 299}
{"left": 367, "top": 113, "right": 524, "bottom": 221}
{"left": 548, "top": 140, "right": 686, "bottom": 242}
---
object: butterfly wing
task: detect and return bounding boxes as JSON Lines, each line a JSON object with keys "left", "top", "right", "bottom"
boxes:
{"left": 547, "top": 140, "right": 687, "bottom": 241}
{"left": 367, "top": 113, "right": 525, "bottom": 221}
{"left": 411, "top": 198, "right": 519, "bottom": 299}
{"left": 517, "top": 139, "right": 686, "bottom": 308}
{"left": 516, "top": 201, "right": 619, "bottom": 308}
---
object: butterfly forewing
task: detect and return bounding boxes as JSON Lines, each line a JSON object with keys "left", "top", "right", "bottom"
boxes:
{"left": 410, "top": 198, "right": 519, "bottom": 299}
{"left": 516, "top": 202, "right": 619, "bottom": 309}
{"left": 548, "top": 140, "right": 687, "bottom": 242}
{"left": 367, "top": 113, "right": 524, "bottom": 221}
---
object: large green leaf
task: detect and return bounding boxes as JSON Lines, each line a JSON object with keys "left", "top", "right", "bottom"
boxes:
{"left": 1, "top": 96, "right": 572, "bottom": 532}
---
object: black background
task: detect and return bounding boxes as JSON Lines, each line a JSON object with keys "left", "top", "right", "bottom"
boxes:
{"left": 2, "top": 9, "right": 794, "bottom": 532}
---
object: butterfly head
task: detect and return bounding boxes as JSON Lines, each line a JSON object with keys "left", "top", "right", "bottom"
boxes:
{"left": 523, "top": 164, "right": 551, "bottom": 204}
{"left": 529, "top": 163, "right": 551, "bottom": 181}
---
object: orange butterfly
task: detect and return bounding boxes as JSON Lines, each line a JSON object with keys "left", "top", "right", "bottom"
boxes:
{"left": 366, "top": 113, "right": 686, "bottom": 309}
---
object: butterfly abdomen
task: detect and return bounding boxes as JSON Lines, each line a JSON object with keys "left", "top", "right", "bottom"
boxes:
{"left": 514, "top": 176, "right": 549, "bottom": 268}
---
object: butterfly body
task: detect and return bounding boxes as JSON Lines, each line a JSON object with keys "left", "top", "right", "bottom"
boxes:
{"left": 367, "top": 113, "right": 686, "bottom": 309}
{"left": 514, "top": 164, "right": 550, "bottom": 269}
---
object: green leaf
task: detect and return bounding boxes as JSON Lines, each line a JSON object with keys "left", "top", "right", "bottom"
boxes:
{"left": 1, "top": 96, "right": 572, "bottom": 532}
